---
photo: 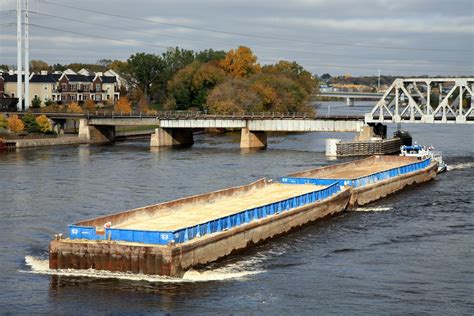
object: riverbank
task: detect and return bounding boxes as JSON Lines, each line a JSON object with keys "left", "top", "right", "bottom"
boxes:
{"left": 7, "top": 135, "right": 88, "bottom": 148}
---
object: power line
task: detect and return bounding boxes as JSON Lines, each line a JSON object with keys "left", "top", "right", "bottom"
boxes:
{"left": 26, "top": 24, "right": 470, "bottom": 74}
{"left": 28, "top": 23, "right": 169, "bottom": 49}
{"left": 27, "top": 10, "right": 466, "bottom": 65}
{"left": 36, "top": 0, "right": 473, "bottom": 53}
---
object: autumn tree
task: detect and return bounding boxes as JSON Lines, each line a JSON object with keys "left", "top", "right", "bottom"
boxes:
{"left": 83, "top": 100, "right": 96, "bottom": 112}
{"left": 36, "top": 115, "right": 52, "bottom": 133}
{"left": 68, "top": 102, "right": 84, "bottom": 113}
{"left": 220, "top": 46, "right": 261, "bottom": 78}
{"left": 263, "top": 60, "right": 317, "bottom": 94}
{"left": 8, "top": 115, "right": 25, "bottom": 133}
{"left": 30, "top": 59, "right": 50, "bottom": 73}
{"left": 137, "top": 96, "right": 149, "bottom": 113}
{"left": 114, "top": 97, "right": 132, "bottom": 113}
{"left": 206, "top": 78, "right": 263, "bottom": 114}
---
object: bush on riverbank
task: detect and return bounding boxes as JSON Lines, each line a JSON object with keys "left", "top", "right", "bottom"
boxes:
{"left": 8, "top": 115, "right": 24, "bottom": 133}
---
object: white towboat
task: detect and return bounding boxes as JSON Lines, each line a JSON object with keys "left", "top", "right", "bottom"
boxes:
{"left": 400, "top": 144, "right": 447, "bottom": 173}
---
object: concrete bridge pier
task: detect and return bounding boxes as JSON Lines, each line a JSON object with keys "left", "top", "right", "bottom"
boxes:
{"left": 51, "top": 119, "right": 66, "bottom": 135}
{"left": 346, "top": 98, "right": 355, "bottom": 107}
{"left": 78, "top": 119, "right": 115, "bottom": 143}
{"left": 150, "top": 128, "right": 194, "bottom": 147}
{"left": 240, "top": 128, "right": 267, "bottom": 149}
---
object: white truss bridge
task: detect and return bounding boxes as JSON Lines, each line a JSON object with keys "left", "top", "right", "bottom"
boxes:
{"left": 365, "top": 78, "right": 474, "bottom": 124}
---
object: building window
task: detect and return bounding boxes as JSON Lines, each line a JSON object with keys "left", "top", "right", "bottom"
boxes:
{"left": 44, "top": 84, "right": 48, "bottom": 90}
{"left": 52, "top": 95, "right": 55, "bottom": 101}
{"left": 44, "top": 95, "right": 48, "bottom": 101}
{"left": 91, "top": 95, "right": 95, "bottom": 101}
{"left": 61, "top": 95, "right": 65, "bottom": 101}
{"left": 95, "top": 84, "right": 101, "bottom": 92}
{"left": 61, "top": 83, "right": 67, "bottom": 91}
{"left": 106, "top": 94, "right": 110, "bottom": 100}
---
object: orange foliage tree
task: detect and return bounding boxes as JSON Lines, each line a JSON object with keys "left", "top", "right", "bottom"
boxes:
{"left": 67, "top": 102, "right": 83, "bottom": 113}
{"left": 84, "top": 99, "right": 96, "bottom": 112}
{"left": 114, "top": 97, "right": 132, "bottom": 113}
{"left": 35, "top": 114, "right": 52, "bottom": 133}
{"left": 220, "top": 46, "right": 261, "bottom": 78}
{"left": 8, "top": 115, "right": 25, "bottom": 133}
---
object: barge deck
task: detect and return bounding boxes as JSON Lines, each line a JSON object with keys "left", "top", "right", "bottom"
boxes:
{"left": 49, "top": 155, "right": 438, "bottom": 277}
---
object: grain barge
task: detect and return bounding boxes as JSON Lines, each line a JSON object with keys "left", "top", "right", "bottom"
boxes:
{"left": 49, "top": 155, "right": 438, "bottom": 277}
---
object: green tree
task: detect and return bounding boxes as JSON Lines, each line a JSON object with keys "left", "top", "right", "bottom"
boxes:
{"left": 263, "top": 60, "right": 317, "bottom": 94}
{"left": 167, "top": 61, "right": 226, "bottom": 111}
{"left": 125, "top": 52, "right": 165, "bottom": 100}
{"left": 31, "top": 96, "right": 42, "bottom": 108}
{"left": 22, "top": 113, "right": 40, "bottom": 133}
{"left": 195, "top": 49, "right": 226, "bottom": 63}
{"left": 0, "top": 115, "right": 8, "bottom": 130}
{"left": 0, "top": 64, "right": 10, "bottom": 72}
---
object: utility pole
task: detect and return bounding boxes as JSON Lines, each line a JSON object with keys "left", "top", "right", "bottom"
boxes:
{"left": 378, "top": 69, "right": 381, "bottom": 92}
{"left": 16, "top": 0, "right": 22, "bottom": 111}
{"left": 24, "top": 0, "right": 30, "bottom": 110}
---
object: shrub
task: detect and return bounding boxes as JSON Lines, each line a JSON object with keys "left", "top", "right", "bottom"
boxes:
{"left": 0, "top": 115, "right": 8, "bottom": 130}
{"left": 67, "top": 102, "right": 83, "bottom": 113}
{"left": 44, "top": 99, "right": 56, "bottom": 107}
{"left": 8, "top": 115, "right": 25, "bottom": 133}
{"left": 84, "top": 99, "right": 96, "bottom": 112}
{"left": 31, "top": 96, "right": 42, "bottom": 108}
{"left": 22, "top": 113, "right": 40, "bottom": 133}
{"left": 36, "top": 114, "right": 52, "bottom": 133}
{"left": 114, "top": 97, "right": 132, "bottom": 113}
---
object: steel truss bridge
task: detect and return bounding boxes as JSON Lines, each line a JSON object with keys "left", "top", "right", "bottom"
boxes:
{"left": 366, "top": 78, "right": 474, "bottom": 124}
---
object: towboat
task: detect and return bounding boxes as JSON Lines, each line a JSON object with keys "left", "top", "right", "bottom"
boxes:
{"left": 400, "top": 144, "right": 447, "bottom": 173}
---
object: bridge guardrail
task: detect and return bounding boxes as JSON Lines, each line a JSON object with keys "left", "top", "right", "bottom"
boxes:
{"left": 69, "top": 181, "right": 342, "bottom": 245}
{"left": 10, "top": 110, "right": 364, "bottom": 121}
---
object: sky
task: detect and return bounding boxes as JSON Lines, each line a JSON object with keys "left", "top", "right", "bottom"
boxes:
{"left": 0, "top": 0, "right": 473, "bottom": 76}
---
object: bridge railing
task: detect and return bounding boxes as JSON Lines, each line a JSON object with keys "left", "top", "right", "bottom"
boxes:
{"left": 13, "top": 109, "right": 364, "bottom": 121}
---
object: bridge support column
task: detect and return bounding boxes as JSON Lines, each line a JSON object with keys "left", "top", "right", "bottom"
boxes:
{"left": 52, "top": 119, "right": 66, "bottom": 135}
{"left": 150, "top": 128, "right": 194, "bottom": 147}
{"left": 240, "top": 128, "right": 267, "bottom": 149}
{"left": 78, "top": 119, "right": 115, "bottom": 143}
{"left": 346, "top": 98, "right": 355, "bottom": 107}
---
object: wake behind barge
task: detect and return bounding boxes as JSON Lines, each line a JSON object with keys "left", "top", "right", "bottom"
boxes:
{"left": 50, "top": 155, "right": 437, "bottom": 277}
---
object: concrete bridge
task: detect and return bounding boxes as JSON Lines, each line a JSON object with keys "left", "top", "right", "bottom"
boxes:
{"left": 317, "top": 91, "right": 384, "bottom": 106}
{"left": 73, "top": 112, "right": 365, "bottom": 148}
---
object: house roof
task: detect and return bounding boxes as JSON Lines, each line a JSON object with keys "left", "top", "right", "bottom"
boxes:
{"left": 65, "top": 74, "right": 92, "bottom": 82}
{"left": 2, "top": 74, "right": 26, "bottom": 82}
{"left": 101, "top": 76, "right": 117, "bottom": 83}
{"left": 30, "top": 74, "right": 57, "bottom": 83}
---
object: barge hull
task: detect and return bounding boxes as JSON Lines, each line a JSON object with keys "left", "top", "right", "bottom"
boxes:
{"left": 50, "top": 189, "right": 351, "bottom": 277}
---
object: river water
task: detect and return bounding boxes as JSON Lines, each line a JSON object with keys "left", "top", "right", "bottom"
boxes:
{"left": 0, "top": 102, "right": 473, "bottom": 314}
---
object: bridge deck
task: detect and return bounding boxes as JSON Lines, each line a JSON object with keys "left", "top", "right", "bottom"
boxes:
{"left": 114, "top": 183, "right": 324, "bottom": 231}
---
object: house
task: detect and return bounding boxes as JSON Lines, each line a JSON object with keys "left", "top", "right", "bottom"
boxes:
{"left": 57, "top": 73, "right": 119, "bottom": 104}
{"left": 2, "top": 71, "right": 60, "bottom": 106}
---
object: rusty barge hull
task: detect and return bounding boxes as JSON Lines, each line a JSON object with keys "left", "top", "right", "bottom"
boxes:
{"left": 49, "top": 156, "right": 437, "bottom": 277}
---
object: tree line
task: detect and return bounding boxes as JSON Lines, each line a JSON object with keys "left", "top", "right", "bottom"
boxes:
{"left": 4, "top": 46, "right": 318, "bottom": 115}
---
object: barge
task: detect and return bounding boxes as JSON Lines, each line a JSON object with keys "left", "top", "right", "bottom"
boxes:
{"left": 49, "top": 155, "right": 438, "bottom": 277}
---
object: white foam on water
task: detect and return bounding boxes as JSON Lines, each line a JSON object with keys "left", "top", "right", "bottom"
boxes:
{"left": 352, "top": 206, "right": 393, "bottom": 212}
{"left": 447, "top": 162, "right": 474, "bottom": 171}
{"left": 22, "top": 256, "right": 264, "bottom": 283}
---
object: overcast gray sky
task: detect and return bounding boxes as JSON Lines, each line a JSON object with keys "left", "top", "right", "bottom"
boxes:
{"left": 1, "top": 0, "right": 473, "bottom": 76}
